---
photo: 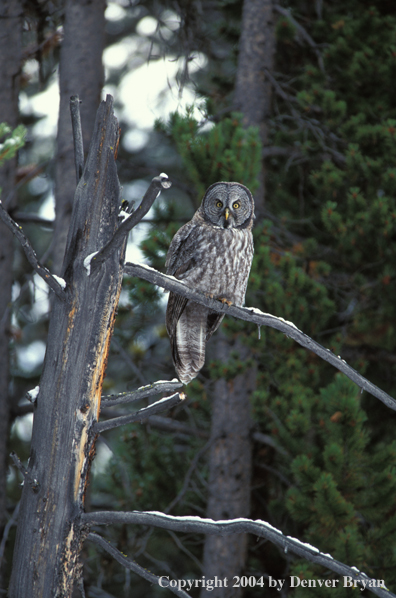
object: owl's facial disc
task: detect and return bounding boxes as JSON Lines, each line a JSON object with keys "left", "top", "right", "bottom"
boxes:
{"left": 201, "top": 182, "right": 254, "bottom": 229}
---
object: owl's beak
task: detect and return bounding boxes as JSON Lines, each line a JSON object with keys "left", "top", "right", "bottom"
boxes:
{"left": 224, "top": 207, "right": 230, "bottom": 220}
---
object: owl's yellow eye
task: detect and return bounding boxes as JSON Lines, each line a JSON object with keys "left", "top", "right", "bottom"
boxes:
{"left": 233, "top": 202, "right": 240, "bottom": 209}
{"left": 216, "top": 200, "right": 223, "bottom": 208}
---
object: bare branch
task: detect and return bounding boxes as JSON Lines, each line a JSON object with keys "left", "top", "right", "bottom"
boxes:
{"left": 252, "top": 431, "right": 289, "bottom": 457}
{"left": 274, "top": 5, "right": 325, "bottom": 73}
{"left": 124, "top": 262, "right": 396, "bottom": 412}
{"left": 101, "top": 379, "right": 182, "bottom": 408}
{"left": 84, "top": 511, "right": 394, "bottom": 598}
{"left": 95, "top": 391, "right": 185, "bottom": 433}
{"left": 10, "top": 452, "right": 40, "bottom": 493}
{"left": 0, "top": 202, "right": 67, "bottom": 301}
{"left": 110, "top": 336, "right": 147, "bottom": 385}
{"left": 145, "top": 415, "right": 208, "bottom": 439}
{"left": 89, "top": 174, "right": 172, "bottom": 274}
{"left": 0, "top": 502, "right": 20, "bottom": 569}
{"left": 70, "top": 95, "right": 84, "bottom": 183}
{"left": 11, "top": 212, "right": 54, "bottom": 227}
{"left": 165, "top": 438, "right": 213, "bottom": 513}
{"left": 262, "top": 146, "right": 295, "bottom": 159}
{"left": 86, "top": 533, "right": 190, "bottom": 598}
{"left": 263, "top": 68, "right": 298, "bottom": 104}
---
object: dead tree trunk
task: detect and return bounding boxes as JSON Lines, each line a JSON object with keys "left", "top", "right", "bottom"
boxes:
{"left": 53, "top": 0, "right": 106, "bottom": 273}
{"left": 9, "top": 96, "right": 123, "bottom": 598}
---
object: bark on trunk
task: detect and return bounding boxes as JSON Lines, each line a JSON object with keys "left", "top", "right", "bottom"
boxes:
{"left": 200, "top": 2, "right": 275, "bottom": 591}
{"left": 201, "top": 337, "right": 255, "bottom": 598}
{"left": 0, "top": 0, "right": 22, "bottom": 587}
{"left": 233, "top": 0, "right": 275, "bottom": 216}
{"left": 53, "top": 0, "right": 105, "bottom": 273}
{"left": 9, "top": 96, "right": 122, "bottom": 598}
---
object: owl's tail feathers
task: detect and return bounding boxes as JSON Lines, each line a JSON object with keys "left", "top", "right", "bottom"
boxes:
{"left": 172, "top": 302, "right": 208, "bottom": 385}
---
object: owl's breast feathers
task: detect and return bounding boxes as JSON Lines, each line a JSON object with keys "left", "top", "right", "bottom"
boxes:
{"left": 165, "top": 210, "right": 254, "bottom": 384}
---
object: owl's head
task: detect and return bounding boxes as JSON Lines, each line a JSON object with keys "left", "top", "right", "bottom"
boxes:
{"left": 200, "top": 182, "right": 255, "bottom": 229}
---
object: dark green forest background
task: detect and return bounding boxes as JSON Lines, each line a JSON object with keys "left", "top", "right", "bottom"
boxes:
{"left": 2, "top": 0, "right": 396, "bottom": 596}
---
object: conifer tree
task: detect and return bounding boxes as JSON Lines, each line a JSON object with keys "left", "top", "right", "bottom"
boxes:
{"left": 108, "top": 1, "right": 396, "bottom": 592}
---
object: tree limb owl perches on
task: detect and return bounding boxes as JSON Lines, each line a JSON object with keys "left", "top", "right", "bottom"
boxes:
{"left": 165, "top": 182, "right": 255, "bottom": 384}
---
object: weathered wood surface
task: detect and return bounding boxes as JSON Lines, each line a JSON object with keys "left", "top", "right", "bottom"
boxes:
{"left": 9, "top": 96, "right": 123, "bottom": 598}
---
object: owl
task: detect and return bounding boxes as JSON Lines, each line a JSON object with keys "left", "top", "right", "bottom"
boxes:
{"left": 165, "top": 181, "right": 255, "bottom": 384}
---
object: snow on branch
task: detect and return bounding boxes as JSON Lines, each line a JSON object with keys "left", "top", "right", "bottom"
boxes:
{"left": 124, "top": 262, "right": 396, "bottom": 412}
{"left": 84, "top": 511, "right": 394, "bottom": 598}
{"left": 86, "top": 533, "right": 190, "bottom": 598}
{"left": 0, "top": 202, "right": 67, "bottom": 301}
{"left": 88, "top": 174, "right": 172, "bottom": 275}
{"left": 101, "top": 378, "right": 182, "bottom": 408}
{"left": 95, "top": 391, "right": 185, "bottom": 433}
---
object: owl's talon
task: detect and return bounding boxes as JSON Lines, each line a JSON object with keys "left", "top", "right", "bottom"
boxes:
{"left": 218, "top": 297, "right": 233, "bottom": 307}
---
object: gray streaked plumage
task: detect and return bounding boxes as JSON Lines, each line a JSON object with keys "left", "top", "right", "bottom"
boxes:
{"left": 165, "top": 181, "right": 255, "bottom": 384}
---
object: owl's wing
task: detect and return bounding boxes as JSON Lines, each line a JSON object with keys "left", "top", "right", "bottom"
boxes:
{"left": 165, "top": 220, "right": 198, "bottom": 277}
{"left": 165, "top": 220, "right": 225, "bottom": 343}
{"left": 165, "top": 221, "right": 198, "bottom": 341}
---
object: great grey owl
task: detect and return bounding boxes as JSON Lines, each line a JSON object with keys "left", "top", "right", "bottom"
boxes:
{"left": 165, "top": 181, "right": 255, "bottom": 384}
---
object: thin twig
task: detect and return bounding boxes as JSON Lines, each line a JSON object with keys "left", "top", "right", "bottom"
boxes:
{"left": 0, "top": 502, "right": 20, "bottom": 568}
{"left": 10, "top": 452, "right": 40, "bottom": 492}
{"left": 165, "top": 438, "right": 213, "bottom": 514}
{"left": 70, "top": 95, "right": 84, "bottom": 183}
{"left": 263, "top": 68, "right": 298, "bottom": 104}
{"left": 95, "top": 391, "right": 185, "bottom": 433}
{"left": 262, "top": 146, "right": 294, "bottom": 159}
{"left": 84, "top": 511, "right": 394, "bottom": 598}
{"left": 0, "top": 202, "right": 67, "bottom": 301}
{"left": 101, "top": 379, "right": 183, "bottom": 408}
{"left": 124, "top": 262, "right": 396, "bottom": 412}
{"left": 110, "top": 337, "right": 147, "bottom": 386}
{"left": 252, "top": 431, "right": 289, "bottom": 457}
{"left": 166, "top": 529, "right": 203, "bottom": 571}
{"left": 145, "top": 415, "right": 208, "bottom": 438}
{"left": 89, "top": 174, "right": 172, "bottom": 275}
{"left": 86, "top": 533, "right": 190, "bottom": 598}
{"left": 12, "top": 212, "right": 54, "bottom": 227}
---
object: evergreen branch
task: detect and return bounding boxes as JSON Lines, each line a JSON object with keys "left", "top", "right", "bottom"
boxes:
{"left": 95, "top": 391, "right": 185, "bottom": 433}
{"left": 86, "top": 533, "right": 191, "bottom": 598}
{"left": 84, "top": 511, "right": 394, "bottom": 598}
{"left": 0, "top": 201, "right": 67, "bottom": 301}
{"left": 70, "top": 95, "right": 84, "bottom": 183}
{"left": 101, "top": 379, "right": 182, "bottom": 408}
{"left": 89, "top": 174, "right": 172, "bottom": 274}
{"left": 124, "top": 262, "right": 396, "bottom": 412}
